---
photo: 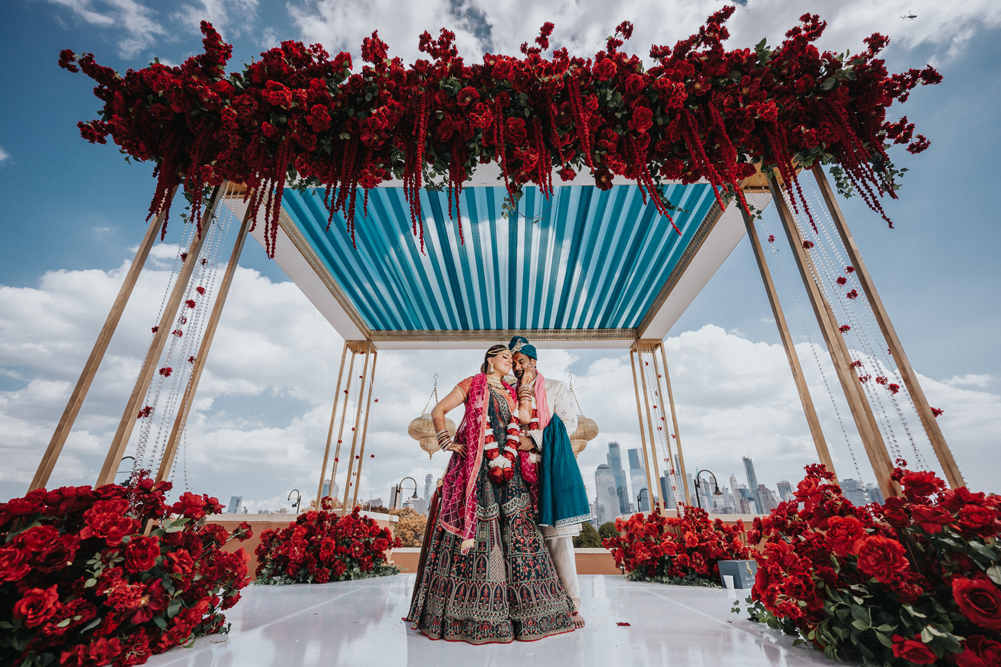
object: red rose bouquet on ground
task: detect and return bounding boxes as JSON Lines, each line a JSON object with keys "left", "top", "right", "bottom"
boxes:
{"left": 744, "top": 462, "right": 1001, "bottom": 666}
{"left": 604, "top": 504, "right": 751, "bottom": 586}
{"left": 0, "top": 475, "right": 251, "bottom": 667}
{"left": 254, "top": 507, "right": 400, "bottom": 584}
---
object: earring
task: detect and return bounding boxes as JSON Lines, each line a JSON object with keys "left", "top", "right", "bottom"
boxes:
{"left": 487, "top": 361, "right": 495, "bottom": 375}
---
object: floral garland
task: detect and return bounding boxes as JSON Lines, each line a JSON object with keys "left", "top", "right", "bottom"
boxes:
{"left": 483, "top": 413, "right": 521, "bottom": 485}
{"left": 254, "top": 507, "right": 400, "bottom": 584}
{"left": 58, "top": 7, "right": 939, "bottom": 253}
{"left": 0, "top": 475, "right": 251, "bottom": 667}
{"left": 745, "top": 463, "right": 1001, "bottom": 666}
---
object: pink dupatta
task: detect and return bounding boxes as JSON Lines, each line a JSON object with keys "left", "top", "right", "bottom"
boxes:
{"left": 438, "top": 374, "right": 515, "bottom": 552}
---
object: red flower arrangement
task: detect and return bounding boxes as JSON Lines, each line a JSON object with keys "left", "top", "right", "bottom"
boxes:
{"left": 603, "top": 504, "right": 751, "bottom": 586}
{"left": 743, "top": 462, "right": 1001, "bottom": 666}
{"left": 58, "top": 9, "right": 939, "bottom": 253}
{"left": 0, "top": 475, "right": 250, "bottom": 667}
{"left": 254, "top": 507, "right": 400, "bottom": 584}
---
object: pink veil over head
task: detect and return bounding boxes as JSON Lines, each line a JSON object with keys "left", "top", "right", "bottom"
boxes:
{"left": 438, "top": 373, "right": 488, "bottom": 552}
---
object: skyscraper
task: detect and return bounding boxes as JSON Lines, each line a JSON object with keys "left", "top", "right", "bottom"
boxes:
{"left": 743, "top": 457, "right": 762, "bottom": 514}
{"left": 776, "top": 480, "right": 794, "bottom": 502}
{"left": 660, "top": 473, "right": 678, "bottom": 510}
{"left": 627, "top": 448, "right": 649, "bottom": 512}
{"left": 607, "top": 442, "right": 631, "bottom": 514}
{"left": 840, "top": 479, "right": 870, "bottom": 507}
{"left": 595, "top": 464, "right": 619, "bottom": 526}
{"left": 424, "top": 474, "right": 434, "bottom": 503}
{"left": 865, "top": 483, "right": 885, "bottom": 506}
{"left": 228, "top": 496, "right": 242, "bottom": 514}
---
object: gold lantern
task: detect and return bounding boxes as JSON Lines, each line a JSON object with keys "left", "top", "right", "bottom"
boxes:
{"left": 566, "top": 377, "right": 599, "bottom": 458}
{"left": 408, "top": 375, "right": 456, "bottom": 459}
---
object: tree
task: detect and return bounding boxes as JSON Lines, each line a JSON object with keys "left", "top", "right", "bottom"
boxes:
{"left": 598, "top": 521, "right": 619, "bottom": 542}
{"left": 390, "top": 507, "right": 428, "bottom": 547}
{"left": 573, "top": 522, "right": 602, "bottom": 548}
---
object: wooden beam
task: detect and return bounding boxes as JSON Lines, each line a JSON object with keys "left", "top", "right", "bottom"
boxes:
{"left": 341, "top": 342, "right": 372, "bottom": 515}
{"left": 97, "top": 184, "right": 224, "bottom": 487}
{"left": 327, "top": 351, "right": 357, "bottom": 508}
{"left": 769, "top": 178, "right": 897, "bottom": 499}
{"left": 316, "top": 341, "right": 349, "bottom": 505}
{"left": 813, "top": 167, "right": 964, "bottom": 488}
{"left": 30, "top": 187, "right": 178, "bottom": 491}
{"left": 155, "top": 197, "right": 254, "bottom": 484}
{"left": 656, "top": 342, "right": 692, "bottom": 503}
{"left": 643, "top": 342, "right": 667, "bottom": 514}
{"left": 629, "top": 347, "right": 656, "bottom": 513}
{"left": 350, "top": 348, "right": 378, "bottom": 509}
{"left": 739, "top": 205, "right": 836, "bottom": 479}
{"left": 633, "top": 343, "right": 662, "bottom": 513}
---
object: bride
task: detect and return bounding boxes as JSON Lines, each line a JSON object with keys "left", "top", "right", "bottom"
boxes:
{"left": 406, "top": 345, "right": 576, "bottom": 644}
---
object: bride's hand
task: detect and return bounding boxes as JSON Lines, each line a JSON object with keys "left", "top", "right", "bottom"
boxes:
{"left": 447, "top": 442, "right": 466, "bottom": 457}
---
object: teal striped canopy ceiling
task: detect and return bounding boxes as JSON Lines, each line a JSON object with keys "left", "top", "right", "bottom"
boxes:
{"left": 280, "top": 183, "right": 718, "bottom": 335}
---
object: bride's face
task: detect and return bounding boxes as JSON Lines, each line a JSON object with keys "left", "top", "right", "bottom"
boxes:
{"left": 490, "top": 350, "right": 513, "bottom": 375}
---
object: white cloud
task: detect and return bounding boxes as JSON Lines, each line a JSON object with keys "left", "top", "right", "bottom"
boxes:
{"left": 47, "top": 0, "right": 167, "bottom": 58}
{"left": 943, "top": 373, "right": 991, "bottom": 388}
{"left": 284, "top": 0, "right": 1001, "bottom": 67}
{"left": 0, "top": 147, "right": 9, "bottom": 164}
{"left": 171, "top": 0, "right": 259, "bottom": 40}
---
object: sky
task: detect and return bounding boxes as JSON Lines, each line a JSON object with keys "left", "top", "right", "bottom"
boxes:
{"left": 1, "top": 0, "right": 999, "bottom": 512}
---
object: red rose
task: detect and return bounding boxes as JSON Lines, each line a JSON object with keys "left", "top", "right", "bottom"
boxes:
{"left": 81, "top": 510, "right": 138, "bottom": 546}
{"left": 594, "top": 58, "right": 617, "bottom": 82}
{"left": 625, "top": 73, "right": 647, "bottom": 96}
{"left": 957, "top": 505, "right": 1000, "bottom": 539}
{"left": 900, "top": 470, "right": 943, "bottom": 499}
{"left": 952, "top": 577, "right": 1001, "bottom": 630}
{"left": 124, "top": 536, "right": 160, "bottom": 573}
{"left": 881, "top": 496, "right": 910, "bottom": 529}
{"left": 910, "top": 504, "right": 953, "bottom": 534}
{"left": 856, "top": 535, "right": 909, "bottom": 581}
{"left": 941, "top": 487, "right": 987, "bottom": 512}
{"left": 35, "top": 535, "right": 80, "bottom": 573}
{"left": 956, "top": 636, "right": 1001, "bottom": 667}
{"left": 261, "top": 121, "right": 280, "bottom": 141}
{"left": 14, "top": 585, "right": 61, "bottom": 627}
{"left": 559, "top": 166, "right": 576, "bottom": 181}
{"left": 456, "top": 86, "right": 479, "bottom": 107}
{"left": 43, "top": 485, "right": 92, "bottom": 513}
{"left": 171, "top": 492, "right": 208, "bottom": 519}
{"left": 505, "top": 117, "right": 527, "bottom": 146}
{"left": 660, "top": 158, "right": 685, "bottom": 180}
{"left": 0, "top": 547, "right": 30, "bottom": 582}
{"left": 891, "top": 634, "right": 937, "bottom": 664}
{"left": 628, "top": 107, "right": 654, "bottom": 134}
{"left": 88, "top": 637, "right": 122, "bottom": 664}
{"left": 17, "top": 524, "right": 61, "bottom": 554}
{"left": 826, "top": 516, "right": 866, "bottom": 556}
{"left": 165, "top": 549, "right": 194, "bottom": 575}
{"left": 794, "top": 75, "right": 815, "bottom": 94}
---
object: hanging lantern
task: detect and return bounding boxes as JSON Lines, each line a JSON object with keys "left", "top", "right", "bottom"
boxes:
{"left": 570, "top": 439, "right": 588, "bottom": 457}
{"left": 566, "top": 377, "right": 599, "bottom": 459}
{"left": 408, "top": 374, "right": 456, "bottom": 459}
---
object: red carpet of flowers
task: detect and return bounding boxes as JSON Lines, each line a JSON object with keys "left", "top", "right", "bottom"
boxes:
{"left": 254, "top": 507, "right": 400, "bottom": 584}
{"left": 57, "top": 7, "right": 940, "bottom": 253}
{"left": 0, "top": 476, "right": 251, "bottom": 667}
{"left": 603, "top": 504, "right": 751, "bottom": 584}
{"left": 746, "top": 463, "right": 1001, "bottom": 666}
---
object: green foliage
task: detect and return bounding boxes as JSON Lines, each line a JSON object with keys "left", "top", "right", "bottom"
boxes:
{"left": 572, "top": 522, "right": 602, "bottom": 548}
{"left": 598, "top": 521, "right": 619, "bottom": 541}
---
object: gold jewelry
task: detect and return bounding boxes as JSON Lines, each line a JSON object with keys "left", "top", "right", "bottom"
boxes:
{"left": 486, "top": 375, "right": 505, "bottom": 390}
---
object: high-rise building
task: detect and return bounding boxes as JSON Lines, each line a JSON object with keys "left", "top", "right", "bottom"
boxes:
{"left": 607, "top": 442, "right": 631, "bottom": 514}
{"left": 627, "top": 448, "right": 649, "bottom": 512}
{"left": 228, "top": 496, "right": 242, "bottom": 514}
{"left": 776, "top": 480, "right": 794, "bottom": 502}
{"left": 735, "top": 486, "right": 756, "bottom": 514}
{"left": 404, "top": 498, "right": 428, "bottom": 515}
{"left": 840, "top": 479, "right": 870, "bottom": 507}
{"left": 743, "top": 457, "right": 762, "bottom": 514}
{"left": 865, "top": 483, "right": 885, "bottom": 506}
{"left": 595, "top": 464, "right": 619, "bottom": 526}
{"left": 659, "top": 473, "right": 679, "bottom": 510}
{"left": 321, "top": 480, "right": 339, "bottom": 500}
{"left": 424, "top": 474, "right": 434, "bottom": 503}
{"left": 757, "top": 484, "right": 779, "bottom": 513}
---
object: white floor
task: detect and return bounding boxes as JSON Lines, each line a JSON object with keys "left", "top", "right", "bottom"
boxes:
{"left": 143, "top": 575, "right": 848, "bottom": 667}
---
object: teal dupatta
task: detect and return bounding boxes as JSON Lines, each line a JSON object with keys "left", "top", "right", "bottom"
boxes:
{"left": 538, "top": 415, "right": 591, "bottom": 527}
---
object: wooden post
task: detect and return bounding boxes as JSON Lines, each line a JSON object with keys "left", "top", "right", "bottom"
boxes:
{"left": 655, "top": 342, "right": 692, "bottom": 504}
{"left": 316, "top": 341, "right": 349, "bottom": 505}
{"left": 739, "top": 205, "right": 837, "bottom": 479}
{"left": 769, "top": 178, "right": 896, "bottom": 499}
{"left": 813, "top": 167, "right": 964, "bottom": 488}
{"left": 640, "top": 342, "right": 667, "bottom": 514}
{"left": 629, "top": 347, "right": 657, "bottom": 514}
{"left": 341, "top": 342, "right": 372, "bottom": 515}
{"left": 327, "top": 351, "right": 357, "bottom": 507}
{"left": 97, "top": 184, "right": 224, "bottom": 487}
{"left": 351, "top": 348, "right": 378, "bottom": 509}
{"left": 632, "top": 343, "right": 662, "bottom": 514}
{"left": 30, "top": 187, "right": 179, "bottom": 491}
{"left": 155, "top": 195, "right": 254, "bottom": 484}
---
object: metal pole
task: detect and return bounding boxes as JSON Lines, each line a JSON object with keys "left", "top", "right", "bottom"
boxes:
{"left": 30, "top": 186, "right": 178, "bottom": 491}
{"left": 739, "top": 204, "right": 836, "bottom": 479}
{"left": 156, "top": 193, "right": 254, "bottom": 484}
{"left": 316, "top": 341, "right": 349, "bottom": 505}
{"left": 813, "top": 167, "right": 963, "bottom": 488}
{"left": 97, "top": 184, "right": 224, "bottom": 487}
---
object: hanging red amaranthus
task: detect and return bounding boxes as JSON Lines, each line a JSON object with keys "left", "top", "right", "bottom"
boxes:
{"left": 60, "top": 10, "right": 940, "bottom": 256}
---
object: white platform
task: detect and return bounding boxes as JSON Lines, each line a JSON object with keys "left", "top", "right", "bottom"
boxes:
{"left": 144, "top": 575, "right": 846, "bottom": 666}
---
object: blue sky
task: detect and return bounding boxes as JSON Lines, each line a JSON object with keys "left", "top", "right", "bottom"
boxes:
{"left": 1, "top": 0, "right": 999, "bottom": 508}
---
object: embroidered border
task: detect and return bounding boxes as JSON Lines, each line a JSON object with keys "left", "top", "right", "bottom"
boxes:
{"left": 554, "top": 513, "right": 591, "bottom": 527}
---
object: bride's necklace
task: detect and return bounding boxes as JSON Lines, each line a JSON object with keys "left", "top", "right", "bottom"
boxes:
{"left": 486, "top": 375, "right": 505, "bottom": 390}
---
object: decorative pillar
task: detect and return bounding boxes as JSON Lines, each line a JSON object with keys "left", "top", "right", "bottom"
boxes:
{"left": 341, "top": 341, "right": 373, "bottom": 515}
{"left": 655, "top": 342, "right": 692, "bottom": 504}
{"left": 97, "top": 184, "right": 225, "bottom": 487}
{"left": 629, "top": 346, "right": 658, "bottom": 514}
{"left": 316, "top": 341, "right": 349, "bottom": 505}
{"left": 630, "top": 343, "right": 662, "bottom": 514}
{"left": 769, "top": 177, "right": 896, "bottom": 499}
{"left": 30, "top": 186, "right": 178, "bottom": 491}
{"left": 156, "top": 192, "right": 255, "bottom": 484}
{"left": 813, "top": 167, "right": 964, "bottom": 489}
{"left": 350, "top": 348, "right": 378, "bottom": 509}
{"left": 738, "top": 204, "right": 837, "bottom": 479}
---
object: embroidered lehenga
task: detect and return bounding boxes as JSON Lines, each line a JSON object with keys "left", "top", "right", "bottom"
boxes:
{"left": 406, "top": 374, "right": 576, "bottom": 644}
